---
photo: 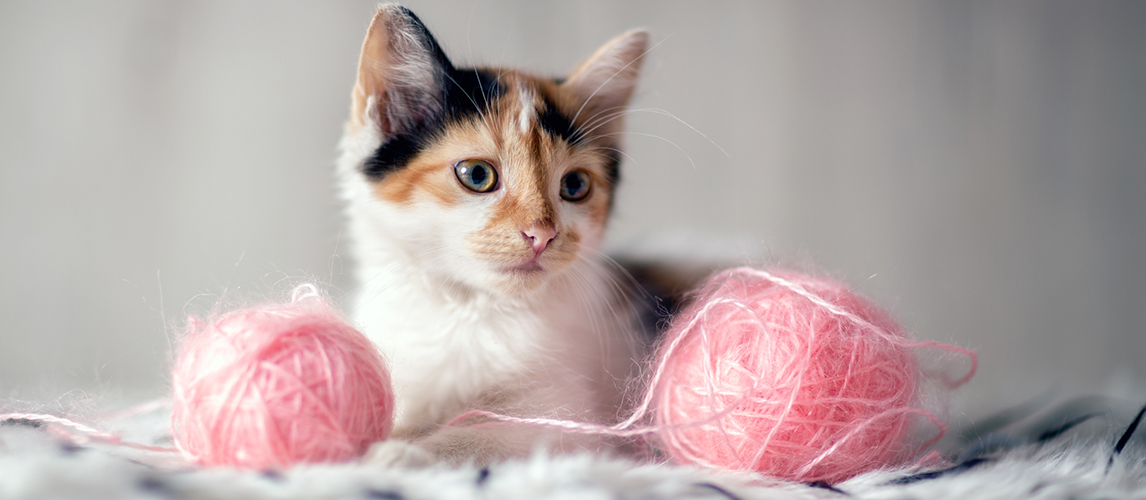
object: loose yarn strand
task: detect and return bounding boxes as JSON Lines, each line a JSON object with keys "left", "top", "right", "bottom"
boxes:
{"left": 0, "top": 412, "right": 178, "bottom": 453}
{"left": 446, "top": 298, "right": 774, "bottom": 438}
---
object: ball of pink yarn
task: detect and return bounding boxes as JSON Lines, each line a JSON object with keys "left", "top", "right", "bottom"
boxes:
{"left": 655, "top": 268, "right": 927, "bottom": 484}
{"left": 171, "top": 288, "right": 394, "bottom": 469}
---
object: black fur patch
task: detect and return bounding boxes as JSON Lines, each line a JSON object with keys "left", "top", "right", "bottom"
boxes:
{"left": 362, "top": 67, "right": 502, "bottom": 180}
{"left": 538, "top": 97, "right": 584, "bottom": 146}
{"left": 363, "top": 135, "right": 423, "bottom": 178}
{"left": 443, "top": 69, "right": 501, "bottom": 120}
{"left": 361, "top": 8, "right": 503, "bottom": 180}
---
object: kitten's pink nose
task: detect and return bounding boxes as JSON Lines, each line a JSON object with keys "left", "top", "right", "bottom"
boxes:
{"left": 522, "top": 223, "right": 557, "bottom": 255}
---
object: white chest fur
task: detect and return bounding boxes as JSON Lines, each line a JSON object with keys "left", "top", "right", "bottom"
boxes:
{"left": 352, "top": 254, "right": 632, "bottom": 433}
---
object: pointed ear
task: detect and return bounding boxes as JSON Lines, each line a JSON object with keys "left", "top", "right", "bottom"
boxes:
{"left": 561, "top": 29, "right": 649, "bottom": 126}
{"left": 351, "top": 4, "right": 454, "bottom": 135}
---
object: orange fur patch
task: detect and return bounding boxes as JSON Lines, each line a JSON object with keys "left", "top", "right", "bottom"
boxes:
{"left": 373, "top": 118, "right": 498, "bottom": 207}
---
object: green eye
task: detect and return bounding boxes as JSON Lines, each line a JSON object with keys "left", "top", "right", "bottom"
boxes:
{"left": 560, "top": 170, "right": 591, "bottom": 202}
{"left": 454, "top": 159, "right": 498, "bottom": 193}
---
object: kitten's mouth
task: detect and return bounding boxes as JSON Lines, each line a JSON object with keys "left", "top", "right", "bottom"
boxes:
{"left": 504, "top": 261, "right": 544, "bottom": 274}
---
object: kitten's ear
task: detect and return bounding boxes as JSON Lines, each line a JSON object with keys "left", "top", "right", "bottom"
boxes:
{"left": 561, "top": 29, "right": 649, "bottom": 125}
{"left": 351, "top": 4, "right": 454, "bottom": 135}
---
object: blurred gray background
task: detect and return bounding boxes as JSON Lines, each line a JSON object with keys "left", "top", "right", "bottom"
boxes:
{"left": 1, "top": 1, "right": 1143, "bottom": 422}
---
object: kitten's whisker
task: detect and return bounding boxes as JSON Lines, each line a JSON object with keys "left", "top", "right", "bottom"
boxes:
{"left": 571, "top": 36, "right": 667, "bottom": 125}
{"left": 569, "top": 259, "right": 641, "bottom": 368}
{"left": 580, "top": 107, "right": 723, "bottom": 161}
{"left": 627, "top": 107, "right": 730, "bottom": 159}
{"left": 586, "top": 131, "right": 700, "bottom": 170}
{"left": 563, "top": 265, "right": 605, "bottom": 341}
{"left": 577, "top": 107, "right": 633, "bottom": 137}
{"left": 586, "top": 253, "right": 650, "bottom": 321}
{"left": 565, "top": 262, "right": 633, "bottom": 370}
{"left": 464, "top": 4, "right": 482, "bottom": 92}
{"left": 585, "top": 249, "right": 646, "bottom": 297}
{"left": 567, "top": 257, "right": 627, "bottom": 326}
{"left": 582, "top": 249, "right": 666, "bottom": 339}
{"left": 581, "top": 145, "right": 638, "bottom": 167}
{"left": 578, "top": 106, "right": 728, "bottom": 174}
{"left": 473, "top": 67, "right": 488, "bottom": 115}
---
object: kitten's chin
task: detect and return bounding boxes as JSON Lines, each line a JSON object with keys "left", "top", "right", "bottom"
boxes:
{"left": 483, "top": 258, "right": 575, "bottom": 297}
{"left": 503, "top": 261, "right": 543, "bottom": 274}
{"left": 490, "top": 266, "right": 552, "bottom": 296}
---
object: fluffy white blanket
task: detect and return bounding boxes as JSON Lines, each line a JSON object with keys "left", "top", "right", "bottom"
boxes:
{"left": 2, "top": 405, "right": 1144, "bottom": 500}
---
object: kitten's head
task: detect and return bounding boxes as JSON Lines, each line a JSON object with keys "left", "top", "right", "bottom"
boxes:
{"left": 339, "top": 5, "right": 647, "bottom": 296}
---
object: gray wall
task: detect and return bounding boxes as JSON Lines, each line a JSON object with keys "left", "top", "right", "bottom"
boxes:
{"left": 2, "top": 1, "right": 1143, "bottom": 419}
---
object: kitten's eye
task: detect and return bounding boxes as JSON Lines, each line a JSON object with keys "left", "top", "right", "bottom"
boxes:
{"left": 454, "top": 159, "right": 498, "bottom": 193}
{"left": 560, "top": 170, "right": 591, "bottom": 202}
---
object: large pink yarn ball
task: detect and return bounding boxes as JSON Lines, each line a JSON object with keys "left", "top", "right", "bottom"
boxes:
{"left": 172, "top": 290, "right": 394, "bottom": 469}
{"left": 654, "top": 268, "right": 923, "bottom": 484}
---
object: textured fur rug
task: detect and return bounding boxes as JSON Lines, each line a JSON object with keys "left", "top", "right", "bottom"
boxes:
{"left": 2, "top": 401, "right": 1144, "bottom": 500}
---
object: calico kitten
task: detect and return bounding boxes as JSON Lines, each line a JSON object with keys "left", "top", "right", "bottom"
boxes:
{"left": 336, "top": 5, "right": 649, "bottom": 465}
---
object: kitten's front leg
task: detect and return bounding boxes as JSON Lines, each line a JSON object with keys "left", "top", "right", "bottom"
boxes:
{"left": 368, "top": 424, "right": 602, "bottom": 468}
{"left": 363, "top": 438, "right": 437, "bottom": 469}
{"left": 364, "top": 417, "right": 612, "bottom": 468}
{"left": 362, "top": 422, "right": 441, "bottom": 468}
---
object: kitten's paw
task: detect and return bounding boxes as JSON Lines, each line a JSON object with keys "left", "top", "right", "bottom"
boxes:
{"left": 363, "top": 439, "right": 436, "bottom": 469}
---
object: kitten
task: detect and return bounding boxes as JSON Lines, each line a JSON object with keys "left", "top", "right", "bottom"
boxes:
{"left": 336, "top": 4, "right": 649, "bottom": 466}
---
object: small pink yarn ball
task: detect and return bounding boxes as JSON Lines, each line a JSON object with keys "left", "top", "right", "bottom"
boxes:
{"left": 171, "top": 289, "right": 394, "bottom": 469}
{"left": 655, "top": 268, "right": 923, "bottom": 484}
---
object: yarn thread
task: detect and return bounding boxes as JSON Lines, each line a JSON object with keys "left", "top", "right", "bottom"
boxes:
{"left": 0, "top": 411, "right": 177, "bottom": 452}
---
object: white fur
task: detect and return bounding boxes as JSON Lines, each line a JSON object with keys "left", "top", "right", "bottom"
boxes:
{"left": 517, "top": 88, "right": 536, "bottom": 134}
{"left": 4, "top": 413, "right": 1145, "bottom": 500}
